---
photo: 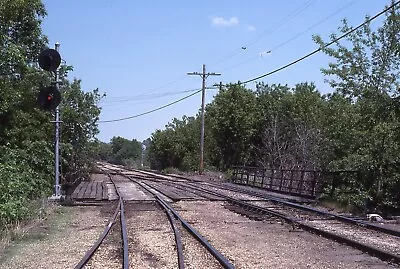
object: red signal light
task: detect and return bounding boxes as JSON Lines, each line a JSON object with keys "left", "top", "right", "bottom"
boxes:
{"left": 37, "top": 86, "right": 61, "bottom": 111}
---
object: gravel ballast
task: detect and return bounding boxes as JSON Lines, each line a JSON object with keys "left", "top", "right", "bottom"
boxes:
{"left": 174, "top": 200, "right": 397, "bottom": 269}
{"left": 1, "top": 190, "right": 397, "bottom": 268}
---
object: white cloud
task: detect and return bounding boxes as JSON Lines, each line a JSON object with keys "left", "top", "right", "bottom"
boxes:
{"left": 211, "top": 16, "right": 239, "bottom": 27}
{"left": 247, "top": 25, "right": 256, "bottom": 31}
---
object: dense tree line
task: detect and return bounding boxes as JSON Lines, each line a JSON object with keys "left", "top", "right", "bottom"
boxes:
{"left": 0, "top": 0, "right": 102, "bottom": 224}
{"left": 95, "top": 136, "right": 143, "bottom": 167}
{"left": 148, "top": 6, "right": 400, "bottom": 211}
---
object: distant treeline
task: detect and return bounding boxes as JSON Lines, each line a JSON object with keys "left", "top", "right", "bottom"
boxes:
{"left": 95, "top": 136, "right": 146, "bottom": 167}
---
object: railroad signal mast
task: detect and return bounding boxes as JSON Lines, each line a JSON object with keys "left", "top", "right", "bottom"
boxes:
{"left": 187, "top": 64, "right": 221, "bottom": 175}
{"left": 38, "top": 43, "right": 63, "bottom": 201}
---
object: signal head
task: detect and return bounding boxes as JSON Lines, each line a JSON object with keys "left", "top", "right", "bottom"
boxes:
{"left": 38, "top": 48, "right": 61, "bottom": 72}
{"left": 37, "top": 86, "right": 61, "bottom": 110}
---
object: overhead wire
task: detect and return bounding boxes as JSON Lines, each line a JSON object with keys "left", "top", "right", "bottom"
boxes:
{"left": 219, "top": 0, "right": 357, "bottom": 73}
{"left": 237, "top": 0, "right": 400, "bottom": 85}
{"left": 139, "top": 74, "right": 188, "bottom": 95}
{"left": 100, "top": 87, "right": 217, "bottom": 108}
{"left": 242, "top": 0, "right": 317, "bottom": 48}
{"left": 209, "top": 0, "right": 318, "bottom": 68}
{"left": 101, "top": 74, "right": 189, "bottom": 103}
{"left": 100, "top": 100, "right": 160, "bottom": 108}
{"left": 101, "top": 88, "right": 201, "bottom": 104}
{"left": 95, "top": 1, "right": 400, "bottom": 125}
{"left": 98, "top": 75, "right": 189, "bottom": 105}
{"left": 268, "top": 0, "right": 358, "bottom": 52}
{"left": 98, "top": 1, "right": 398, "bottom": 123}
{"left": 98, "top": 89, "right": 205, "bottom": 123}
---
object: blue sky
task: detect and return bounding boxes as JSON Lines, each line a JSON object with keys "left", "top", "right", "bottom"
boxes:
{"left": 41, "top": 0, "right": 388, "bottom": 143}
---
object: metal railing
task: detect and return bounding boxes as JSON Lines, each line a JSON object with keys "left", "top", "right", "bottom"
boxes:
{"left": 231, "top": 166, "right": 361, "bottom": 199}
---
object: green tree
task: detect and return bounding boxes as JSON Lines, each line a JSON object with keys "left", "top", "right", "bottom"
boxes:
{"left": 109, "top": 136, "right": 142, "bottom": 166}
{"left": 93, "top": 140, "right": 113, "bottom": 161}
{"left": 60, "top": 78, "right": 103, "bottom": 184}
{"left": 148, "top": 116, "right": 200, "bottom": 171}
{"left": 254, "top": 82, "right": 326, "bottom": 170}
{"left": 313, "top": 2, "right": 400, "bottom": 208}
{"left": 205, "top": 84, "right": 257, "bottom": 169}
{"left": 0, "top": 0, "right": 105, "bottom": 223}
{"left": 0, "top": 0, "right": 50, "bottom": 146}
{"left": 0, "top": 0, "right": 53, "bottom": 224}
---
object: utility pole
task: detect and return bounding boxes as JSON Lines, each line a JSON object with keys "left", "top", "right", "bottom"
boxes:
{"left": 213, "top": 81, "right": 224, "bottom": 91}
{"left": 187, "top": 64, "right": 221, "bottom": 175}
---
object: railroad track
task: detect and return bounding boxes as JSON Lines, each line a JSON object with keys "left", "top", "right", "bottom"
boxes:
{"left": 87, "top": 164, "right": 234, "bottom": 268}
{"left": 115, "top": 167, "right": 400, "bottom": 265}
{"left": 131, "top": 179, "right": 234, "bottom": 269}
{"left": 190, "top": 181, "right": 400, "bottom": 234}
{"left": 135, "top": 169, "right": 400, "bottom": 234}
{"left": 74, "top": 170, "right": 129, "bottom": 269}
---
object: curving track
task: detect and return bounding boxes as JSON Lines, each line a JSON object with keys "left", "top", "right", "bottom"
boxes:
{"left": 92, "top": 163, "right": 235, "bottom": 268}
{"left": 114, "top": 166, "right": 400, "bottom": 266}
{"left": 74, "top": 170, "right": 129, "bottom": 269}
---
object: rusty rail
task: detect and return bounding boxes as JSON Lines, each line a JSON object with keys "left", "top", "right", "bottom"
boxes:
{"left": 74, "top": 170, "right": 129, "bottom": 269}
{"left": 130, "top": 178, "right": 235, "bottom": 269}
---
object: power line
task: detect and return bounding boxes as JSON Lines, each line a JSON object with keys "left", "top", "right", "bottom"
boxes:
{"left": 219, "top": 0, "right": 357, "bottom": 73}
{"left": 139, "top": 74, "right": 188, "bottom": 95}
{"left": 239, "top": 0, "right": 400, "bottom": 85}
{"left": 100, "top": 99, "right": 160, "bottom": 108}
{"left": 268, "top": 0, "right": 358, "bottom": 52}
{"left": 243, "top": 0, "right": 317, "bottom": 48}
{"left": 100, "top": 87, "right": 217, "bottom": 108}
{"left": 99, "top": 75, "right": 189, "bottom": 104}
{"left": 101, "top": 88, "right": 201, "bottom": 103}
{"left": 209, "top": 0, "right": 317, "bottom": 68}
{"left": 98, "top": 89, "right": 203, "bottom": 123}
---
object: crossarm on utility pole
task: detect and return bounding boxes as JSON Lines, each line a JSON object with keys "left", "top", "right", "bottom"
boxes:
{"left": 187, "top": 64, "right": 221, "bottom": 174}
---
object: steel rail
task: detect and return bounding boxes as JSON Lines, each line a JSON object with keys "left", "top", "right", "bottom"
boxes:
{"left": 119, "top": 199, "right": 129, "bottom": 269}
{"left": 157, "top": 196, "right": 185, "bottom": 269}
{"left": 104, "top": 166, "right": 185, "bottom": 268}
{"left": 74, "top": 169, "right": 129, "bottom": 269}
{"left": 99, "top": 166, "right": 400, "bottom": 264}
{"left": 131, "top": 178, "right": 235, "bottom": 269}
{"left": 108, "top": 174, "right": 130, "bottom": 269}
{"left": 137, "top": 169, "right": 400, "bottom": 238}
{"left": 74, "top": 197, "right": 121, "bottom": 268}
{"left": 163, "top": 180, "right": 400, "bottom": 265}
{"left": 192, "top": 182, "right": 400, "bottom": 237}
{"left": 102, "top": 166, "right": 400, "bottom": 265}
{"left": 74, "top": 200, "right": 120, "bottom": 269}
